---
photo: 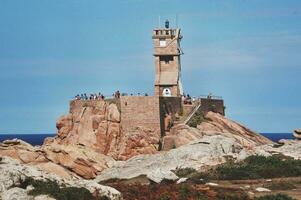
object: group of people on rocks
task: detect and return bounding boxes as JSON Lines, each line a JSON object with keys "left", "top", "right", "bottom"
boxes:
{"left": 183, "top": 94, "right": 192, "bottom": 104}
{"left": 74, "top": 93, "right": 105, "bottom": 101}
{"left": 74, "top": 91, "right": 150, "bottom": 101}
{"left": 74, "top": 91, "right": 204, "bottom": 103}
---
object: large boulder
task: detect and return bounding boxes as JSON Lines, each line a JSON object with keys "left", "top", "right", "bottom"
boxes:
{"left": 0, "top": 157, "right": 122, "bottom": 200}
{"left": 0, "top": 138, "right": 116, "bottom": 179}
{"left": 293, "top": 129, "right": 301, "bottom": 139}
{"left": 49, "top": 100, "right": 162, "bottom": 161}
{"left": 162, "top": 112, "right": 272, "bottom": 151}
{"left": 97, "top": 135, "right": 252, "bottom": 183}
{"left": 98, "top": 132, "right": 299, "bottom": 184}
{"left": 51, "top": 101, "right": 124, "bottom": 159}
{"left": 1, "top": 187, "right": 31, "bottom": 200}
{"left": 107, "top": 103, "right": 121, "bottom": 122}
{"left": 197, "top": 112, "right": 272, "bottom": 147}
{"left": 117, "top": 126, "right": 161, "bottom": 160}
{"left": 257, "top": 139, "right": 301, "bottom": 159}
{"left": 197, "top": 112, "right": 273, "bottom": 147}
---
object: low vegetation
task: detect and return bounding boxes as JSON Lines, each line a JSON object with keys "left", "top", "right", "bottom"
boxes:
{"left": 174, "top": 167, "right": 197, "bottom": 177}
{"left": 264, "top": 181, "right": 297, "bottom": 190}
{"left": 107, "top": 181, "right": 216, "bottom": 200}
{"left": 215, "top": 188, "right": 249, "bottom": 200}
{"left": 204, "top": 155, "right": 301, "bottom": 180}
{"left": 173, "top": 156, "right": 301, "bottom": 182}
{"left": 256, "top": 193, "right": 296, "bottom": 200}
{"left": 19, "top": 177, "right": 108, "bottom": 200}
{"left": 187, "top": 110, "right": 204, "bottom": 128}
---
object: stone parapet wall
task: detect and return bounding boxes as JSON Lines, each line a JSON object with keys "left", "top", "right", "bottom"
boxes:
{"left": 200, "top": 98, "right": 225, "bottom": 116}
{"left": 120, "top": 96, "right": 161, "bottom": 133}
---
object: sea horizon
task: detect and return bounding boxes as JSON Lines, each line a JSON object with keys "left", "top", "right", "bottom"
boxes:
{"left": 0, "top": 132, "right": 294, "bottom": 146}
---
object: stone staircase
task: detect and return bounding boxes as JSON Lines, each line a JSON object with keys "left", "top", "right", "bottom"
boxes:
{"left": 161, "top": 101, "right": 202, "bottom": 151}
{"left": 173, "top": 101, "right": 201, "bottom": 125}
{"left": 183, "top": 103, "right": 201, "bottom": 124}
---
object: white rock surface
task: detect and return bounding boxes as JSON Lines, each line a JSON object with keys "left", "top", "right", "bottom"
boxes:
{"left": 205, "top": 182, "right": 219, "bottom": 186}
{"left": 34, "top": 195, "right": 56, "bottom": 200}
{"left": 97, "top": 134, "right": 300, "bottom": 184}
{"left": 0, "top": 157, "right": 122, "bottom": 200}
{"left": 257, "top": 140, "right": 301, "bottom": 159}
{"left": 176, "top": 178, "right": 188, "bottom": 184}
{"left": 96, "top": 135, "right": 248, "bottom": 183}
{"left": 255, "top": 187, "right": 271, "bottom": 192}
{"left": 1, "top": 187, "right": 32, "bottom": 200}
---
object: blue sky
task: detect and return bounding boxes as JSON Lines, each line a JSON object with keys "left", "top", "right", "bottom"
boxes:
{"left": 0, "top": 0, "right": 300, "bottom": 134}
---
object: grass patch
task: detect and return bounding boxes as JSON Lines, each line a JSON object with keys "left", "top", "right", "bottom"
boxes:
{"left": 264, "top": 181, "right": 297, "bottom": 191}
{"left": 256, "top": 193, "right": 296, "bottom": 200}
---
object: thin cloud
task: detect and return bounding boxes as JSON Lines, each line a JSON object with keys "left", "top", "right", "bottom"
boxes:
{"left": 182, "top": 31, "right": 301, "bottom": 71}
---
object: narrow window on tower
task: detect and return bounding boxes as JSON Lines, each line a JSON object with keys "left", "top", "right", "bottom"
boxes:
{"left": 159, "top": 39, "right": 166, "bottom": 47}
{"left": 160, "top": 56, "right": 173, "bottom": 64}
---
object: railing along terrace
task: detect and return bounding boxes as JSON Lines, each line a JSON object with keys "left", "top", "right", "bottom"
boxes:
{"left": 198, "top": 95, "right": 223, "bottom": 100}
{"left": 72, "top": 92, "right": 151, "bottom": 101}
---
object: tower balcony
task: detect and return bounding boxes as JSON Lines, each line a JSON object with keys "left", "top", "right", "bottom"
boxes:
{"left": 152, "top": 29, "right": 178, "bottom": 39}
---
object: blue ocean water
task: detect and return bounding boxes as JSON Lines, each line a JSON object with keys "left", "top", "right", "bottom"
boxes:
{"left": 0, "top": 133, "right": 293, "bottom": 146}
{"left": 0, "top": 134, "right": 55, "bottom": 146}
{"left": 261, "top": 133, "right": 294, "bottom": 142}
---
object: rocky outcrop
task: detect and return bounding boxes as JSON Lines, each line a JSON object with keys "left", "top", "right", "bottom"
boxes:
{"left": 48, "top": 101, "right": 272, "bottom": 161}
{"left": 54, "top": 100, "right": 122, "bottom": 157}
{"left": 258, "top": 139, "right": 301, "bottom": 159}
{"left": 293, "top": 129, "right": 301, "bottom": 139}
{"left": 1, "top": 187, "right": 30, "bottom": 200}
{"left": 117, "top": 126, "right": 161, "bottom": 160}
{"left": 0, "top": 156, "right": 122, "bottom": 200}
{"left": 52, "top": 100, "right": 160, "bottom": 161}
{"left": 97, "top": 134, "right": 301, "bottom": 184}
{"left": 97, "top": 135, "right": 270, "bottom": 183}
{"left": 0, "top": 139, "right": 115, "bottom": 179}
{"left": 162, "top": 112, "right": 272, "bottom": 150}
{"left": 197, "top": 112, "right": 272, "bottom": 147}
{"left": 0, "top": 106, "right": 274, "bottom": 180}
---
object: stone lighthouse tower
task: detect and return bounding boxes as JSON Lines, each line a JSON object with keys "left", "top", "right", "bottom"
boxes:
{"left": 153, "top": 20, "right": 183, "bottom": 97}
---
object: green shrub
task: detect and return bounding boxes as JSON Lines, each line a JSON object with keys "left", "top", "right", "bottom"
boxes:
{"left": 187, "top": 111, "right": 203, "bottom": 128}
{"left": 215, "top": 155, "right": 301, "bottom": 180}
{"left": 256, "top": 193, "right": 295, "bottom": 200}
{"left": 19, "top": 177, "right": 104, "bottom": 200}
{"left": 174, "top": 167, "right": 197, "bottom": 177}
{"left": 210, "top": 104, "right": 216, "bottom": 112}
